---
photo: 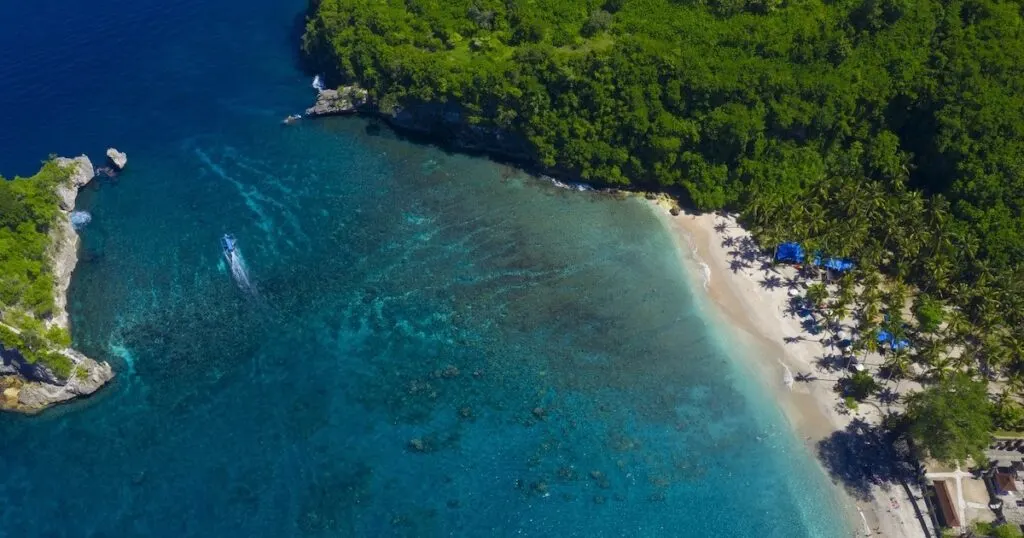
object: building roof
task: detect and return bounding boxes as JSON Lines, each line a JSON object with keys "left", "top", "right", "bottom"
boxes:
{"left": 933, "top": 480, "right": 961, "bottom": 528}
{"left": 997, "top": 472, "right": 1018, "bottom": 493}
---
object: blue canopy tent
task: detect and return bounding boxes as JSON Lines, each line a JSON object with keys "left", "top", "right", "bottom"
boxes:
{"left": 812, "top": 254, "right": 855, "bottom": 273}
{"left": 775, "top": 242, "right": 805, "bottom": 263}
{"left": 876, "top": 330, "right": 911, "bottom": 352}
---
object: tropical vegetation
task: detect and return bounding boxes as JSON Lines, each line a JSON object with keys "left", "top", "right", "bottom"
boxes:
{"left": 906, "top": 373, "right": 992, "bottom": 464}
{"left": 0, "top": 160, "right": 76, "bottom": 379}
{"left": 303, "top": 0, "right": 1024, "bottom": 463}
{"left": 973, "top": 520, "right": 1024, "bottom": 538}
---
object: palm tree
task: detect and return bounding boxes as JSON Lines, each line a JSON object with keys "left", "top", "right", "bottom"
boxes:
{"left": 924, "top": 354, "right": 956, "bottom": 382}
{"left": 826, "top": 290, "right": 851, "bottom": 333}
{"left": 1006, "top": 372, "right": 1024, "bottom": 397}
{"left": 850, "top": 326, "right": 880, "bottom": 372}
{"left": 942, "top": 308, "right": 972, "bottom": 347}
{"left": 922, "top": 195, "right": 954, "bottom": 291}
{"left": 883, "top": 349, "right": 911, "bottom": 384}
{"left": 922, "top": 252, "right": 954, "bottom": 294}
{"left": 914, "top": 337, "right": 950, "bottom": 379}
{"left": 991, "top": 332, "right": 1024, "bottom": 377}
{"left": 745, "top": 188, "right": 784, "bottom": 229}
{"left": 806, "top": 283, "right": 829, "bottom": 315}
{"left": 1007, "top": 333, "right": 1024, "bottom": 369}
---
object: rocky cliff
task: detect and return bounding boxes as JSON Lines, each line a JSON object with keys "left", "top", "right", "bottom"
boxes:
{"left": 0, "top": 155, "right": 114, "bottom": 413}
{"left": 304, "top": 86, "right": 370, "bottom": 116}
{"left": 305, "top": 85, "right": 535, "bottom": 164}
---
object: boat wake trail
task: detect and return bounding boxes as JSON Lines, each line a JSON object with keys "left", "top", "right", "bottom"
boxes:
{"left": 222, "top": 234, "right": 257, "bottom": 295}
{"left": 229, "top": 250, "right": 255, "bottom": 292}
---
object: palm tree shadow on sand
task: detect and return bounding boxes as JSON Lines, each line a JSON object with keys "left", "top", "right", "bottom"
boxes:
{"left": 816, "top": 419, "right": 934, "bottom": 536}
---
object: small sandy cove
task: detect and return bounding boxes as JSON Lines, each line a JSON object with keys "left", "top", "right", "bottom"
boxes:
{"left": 649, "top": 200, "right": 927, "bottom": 538}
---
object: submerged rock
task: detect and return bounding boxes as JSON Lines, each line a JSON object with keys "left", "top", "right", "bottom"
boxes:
{"left": 106, "top": 147, "right": 127, "bottom": 170}
{"left": 304, "top": 85, "right": 370, "bottom": 117}
{"left": 589, "top": 470, "right": 611, "bottom": 489}
{"left": 531, "top": 481, "right": 548, "bottom": 495}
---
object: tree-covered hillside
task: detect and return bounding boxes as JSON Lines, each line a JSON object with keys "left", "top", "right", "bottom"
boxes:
{"left": 0, "top": 161, "right": 75, "bottom": 378}
{"left": 303, "top": 0, "right": 1023, "bottom": 260}
{"left": 303, "top": 0, "right": 1024, "bottom": 387}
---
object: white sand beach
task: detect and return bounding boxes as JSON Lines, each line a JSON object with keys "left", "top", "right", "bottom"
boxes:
{"left": 650, "top": 200, "right": 928, "bottom": 538}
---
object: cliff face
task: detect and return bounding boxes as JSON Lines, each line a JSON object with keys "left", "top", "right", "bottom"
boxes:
{"left": 304, "top": 86, "right": 369, "bottom": 116}
{"left": 382, "top": 102, "right": 534, "bottom": 162}
{"left": 51, "top": 156, "right": 93, "bottom": 328}
{"left": 0, "top": 156, "right": 114, "bottom": 413}
{"left": 305, "top": 86, "right": 535, "bottom": 165}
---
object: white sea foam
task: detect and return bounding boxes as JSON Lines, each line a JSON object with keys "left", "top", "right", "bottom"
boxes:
{"left": 541, "top": 175, "right": 594, "bottom": 192}
{"left": 312, "top": 75, "right": 325, "bottom": 92}
{"left": 699, "top": 261, "right": 711, "bottom": 290}
{"left": 70, "top": 210, "right": 91, "bottom": 230}
{"left": 108, "top": 342, "right": 136, "bottom": 376}
{"left": 780, "top": 359, "right": 795, "bottom": 390}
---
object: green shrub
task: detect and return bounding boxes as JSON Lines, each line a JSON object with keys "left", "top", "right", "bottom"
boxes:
{"left": 848, "top": 370, "right": 879, "bottom": 401}
{"left": 37, "top": 351, "right": 72, "bottom": 380}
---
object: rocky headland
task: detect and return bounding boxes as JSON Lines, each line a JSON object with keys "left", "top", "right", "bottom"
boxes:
{"left": 304, "top": 85, "right": 370, "bottom": 116}
{"left": 0, "top": 155, "right": 114, "bottom": 413}
{"left": 304, "top": 85, "right": 535, "bottom": 164}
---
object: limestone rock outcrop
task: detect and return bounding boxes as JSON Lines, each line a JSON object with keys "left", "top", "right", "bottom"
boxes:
{"left": 0, "top": 155, "right": 114, "bottom": 414}
{"left": 1, "top": 348, "right": 114, "bottom": 412}
{"left": 304, "top": 85, "right": 370, "bottom": 116}
{"left": 53, "top": 155, "right": 94, "bottom": 211}
{"left": 106, "top": 148, "right": 127, "bottom": 170}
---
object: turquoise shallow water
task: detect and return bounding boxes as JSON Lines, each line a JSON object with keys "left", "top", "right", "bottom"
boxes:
{"left": 0, "top": 1, "right": 852, "bottom": 536}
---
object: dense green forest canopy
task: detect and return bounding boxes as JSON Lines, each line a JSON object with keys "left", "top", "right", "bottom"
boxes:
{"left": 304, "top": 0, "right": 1024, "bottom": 397}
{"left": 0, "top": 161, "right": 74, "bottom": 378}
{"left": 0, "top": 161, "right": 67, "bottom": 316}
{"left": 303, "top": 0, "right": 1024, "bottom": 260}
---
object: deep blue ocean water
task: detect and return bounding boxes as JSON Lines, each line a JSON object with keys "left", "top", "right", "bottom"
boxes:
{"left": 0, "top": 1, "right": 854, "bottom": 536}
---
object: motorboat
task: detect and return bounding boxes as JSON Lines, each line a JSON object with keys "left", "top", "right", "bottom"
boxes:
{"left": 221, "top": 233, "right": 237, "bottom": 261}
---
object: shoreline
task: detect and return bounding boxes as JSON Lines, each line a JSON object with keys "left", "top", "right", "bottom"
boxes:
{"left": 647, "top": 200, "right": 925, "bottom": 538}
{"left": 0, "top": 156, "right": 113, "bottom": 413}
{"left": 301, "top": 108, "right": 927, "bottom": 535}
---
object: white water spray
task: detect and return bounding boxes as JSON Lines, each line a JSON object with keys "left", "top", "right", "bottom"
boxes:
{"left": 228, "top": 249, "right": 254, "bottom": 292}
{"left": 70, "top": 211, "right": 92, "bottom": 230}
{"left": 779, "top": 359, "right": 795, "bottom": 390}
{"left": 541, "top": 175, "right": 594, "bottom": 192}
{"left": 699, "top": 261, "right": 711, "bottom": 290}
{"left": 312, "top": 75, "right": 325, "bottom": 92}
